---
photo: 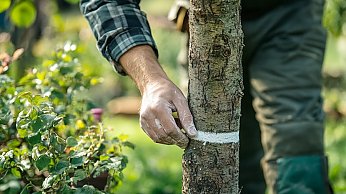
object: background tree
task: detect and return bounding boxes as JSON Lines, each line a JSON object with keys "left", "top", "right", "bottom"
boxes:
{"left": 182, "top": 0, "right": 243, "bottom": 193}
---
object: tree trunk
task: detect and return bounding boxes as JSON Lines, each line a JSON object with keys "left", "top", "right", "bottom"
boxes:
{"left": 182, "top": 0, "right": 243, "bottom": 193}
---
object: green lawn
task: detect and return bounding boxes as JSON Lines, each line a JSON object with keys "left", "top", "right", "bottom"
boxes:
{"left": 102, "top": 116, "right": 346, "bottom": 193}
{"left": 103, "top": 116, "right": 183, "bottom": 194}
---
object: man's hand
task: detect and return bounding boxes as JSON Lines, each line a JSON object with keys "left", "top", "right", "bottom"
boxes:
{"left": 119, "top": 45, "right": 197, "bottom": 148}
{"left": 140, "top": 78, "right": 197, "bottom": 148}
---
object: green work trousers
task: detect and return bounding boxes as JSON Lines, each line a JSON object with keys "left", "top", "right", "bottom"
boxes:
{"left": 240, "top": 0, "right": 332, "bottom": 193}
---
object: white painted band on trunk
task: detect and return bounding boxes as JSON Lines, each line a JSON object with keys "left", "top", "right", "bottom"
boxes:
{"left": 192, "top": 131, "right": 239, "bottom": 144}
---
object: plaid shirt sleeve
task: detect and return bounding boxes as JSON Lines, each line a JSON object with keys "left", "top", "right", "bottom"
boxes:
{"left": 80, "top": 0, "right": 158, "bottom": 75}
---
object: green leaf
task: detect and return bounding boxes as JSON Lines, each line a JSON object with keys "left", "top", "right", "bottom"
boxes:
{"left": 59, "top": 66, "right": 74, "bottom": 75}
{"left": 52, "top": 116, "right": 63, "bottom": 126}
{"left": 11, "top": 168, "right": 21, "bottom": 178}
{"left": 27, "top": 133, "right": 41, "bottom": 145}
{"left": 72, "top": 169, "right": 87, "bottom": 184}
{"left": 0, "top": 169, "right": 8, "bottom": 180}
{"left": 36, "top": 72, "right": 46, "bottom": 81}
{"left": 99, "top": 155, "right": 109, "bottom": 161}
{"left": 0, "top": 110, "right": 11, "bottom": 125}
{"left": 68, "top": 150, "right": 76, "bottom": 157}
{"left": 18, "top": 73, "right": 35, "bottom": 85}
{"left": 31, "top": 118, "right": 44, "bottom": 132}
{"left": 74, "top": 185, "right": 104, "bottom": 194}
{"left": 40, "top": 114, "right": 56, "bottom": 127}
{"left": 59, "top": 185, "right": 74, "bottom": 194}
{"left": 17, "top": 92, "right": 33, "bottom": 102}
{"left": 51, "top": 89, "right": 65, "bottom": 101}
{"left": 6, "top": 139, "right": 21, "bottom": 148}
{"left": 66, "top": 137, "right": 78, "bottom": 147}
{"left": 32, "top": 95, "right": 48, "bottom": 106}
{"left": 54, "top": 160, "right": 69, "bottom": 174}
{"left": 0, "top": 0, "right": 11, "bottom": 13}
{"left": 10, "top": 1, "right": 37, "bottom": 27}
{"left": 20, "top": 183, "right": 32, "bottom": 194}
{"left": 70, "top": 156, "right": 84, "bottom": 167}
{"left": 32, "top": 114, "right": 57, "bottom": 132}
{"left": 123, "top": 141, "right": 135, "bottom": 149}
{"left": 35, "top": 155, "right": 51, "bottom": 171}
{"left": 17, "top": 129, "right": 28, "bottom": 138}
{"left": 74, "top": 72, "right": 83, "bottom": 80}
{"left": 50, "top": 134, "right": 66, "bottom": 153}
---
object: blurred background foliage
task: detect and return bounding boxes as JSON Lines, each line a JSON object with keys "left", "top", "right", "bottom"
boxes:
{"left": 1, "top": 0, "right": 346, "bottom": 193}
{"left": 324, "top": 0, "right": 346, "bottom": 36}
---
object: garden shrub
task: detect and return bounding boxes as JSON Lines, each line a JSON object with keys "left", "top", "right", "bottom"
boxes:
{"left": 0, "top": 43, "right": 133, "bottom": 194}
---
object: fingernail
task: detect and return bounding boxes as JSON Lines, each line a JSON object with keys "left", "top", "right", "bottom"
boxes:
{"left": 188, "top": 125, "right": 197, "bottom": 136}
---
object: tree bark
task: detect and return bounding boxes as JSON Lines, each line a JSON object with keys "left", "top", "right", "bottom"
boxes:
{"left": 182, "top": 0, "right": 243, "bottom": 193}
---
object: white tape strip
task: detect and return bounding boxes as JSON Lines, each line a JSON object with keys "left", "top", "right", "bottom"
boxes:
{"left": 192, "top": 131, "right": 239, "bottom": 144}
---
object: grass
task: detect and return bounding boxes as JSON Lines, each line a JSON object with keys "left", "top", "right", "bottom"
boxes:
{"left": 103, "top": 116, "right": 183, "bottom": 194}
{"left": 102, "top": 111, "right": 346, "bottom": 194}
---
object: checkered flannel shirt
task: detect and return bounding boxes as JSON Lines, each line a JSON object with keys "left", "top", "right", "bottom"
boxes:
{"left": 80, "top": 0, "right": 158, "bottom": 75}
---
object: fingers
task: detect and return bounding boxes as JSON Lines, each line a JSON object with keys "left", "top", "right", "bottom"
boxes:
{"left": 140, "top": 108, "right": 188, "bottom": 148}
{"left": 138, "top": 80, "right": 196, "bottom": 148}
{"left": 159, "top": 109, "right": 189, "bottom": 148}
{"left": 140, "top": 114, "right": 173, "bottom": 145}
{"left": 140, "top": 117, "right": 160, "bottom": 142}
{"left": 173, "top": 98, "right": 197, "bottom": 138}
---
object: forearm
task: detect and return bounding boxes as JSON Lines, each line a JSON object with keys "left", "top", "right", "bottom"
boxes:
{"left": 81, "top": 1, "right": 197, "bottom": 148}
{"left": 119, "top": 45, "right": 169, "bottom": 94}
{"left": 80, "top": 0, "right": 158, "bottom": 75}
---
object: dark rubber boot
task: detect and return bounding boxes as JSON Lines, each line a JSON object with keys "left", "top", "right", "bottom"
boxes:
{"left": 274, "top": 156, "right": 334, "bottom": 194}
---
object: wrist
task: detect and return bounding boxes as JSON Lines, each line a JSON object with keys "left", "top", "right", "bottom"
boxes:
{"left": 119, "top": 45, "right": 170, "bottom": 95}
{"left": 138, "top": 74, "right": 169, "bottom": 97}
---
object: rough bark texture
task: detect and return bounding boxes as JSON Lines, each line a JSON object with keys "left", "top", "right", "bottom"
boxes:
{"left": 182, "top": 0, "right": 243, "bottom": 193}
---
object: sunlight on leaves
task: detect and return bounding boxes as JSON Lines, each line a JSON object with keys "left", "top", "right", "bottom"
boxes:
{"left": 10, "top": 1, "right": 37, "bottom": 28}
{"left": 0, "top": 0, "right": 11, "bottom": 13}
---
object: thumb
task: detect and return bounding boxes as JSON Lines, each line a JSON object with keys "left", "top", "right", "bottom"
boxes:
{"left": 173, "top": 100, "right": 197, "bottom": 138}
